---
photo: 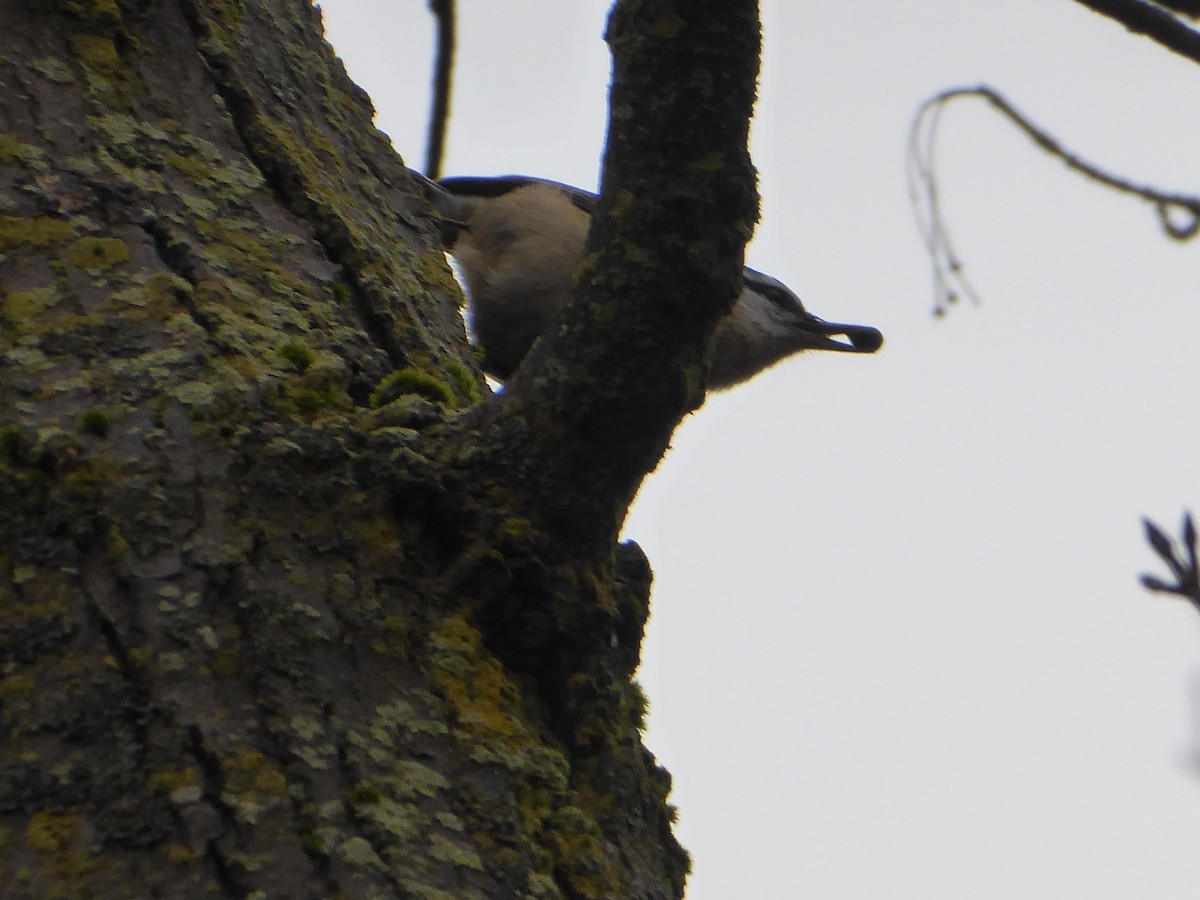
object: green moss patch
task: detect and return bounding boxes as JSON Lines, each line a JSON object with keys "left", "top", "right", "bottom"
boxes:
{"left": 370, "top": 368, "right": 456, "bottom": 408}
{"left": 77, "top": 408, "right": 111, "bottom": 437}
{"left": 278, "top": 340, "right": 316, "bottom": 372}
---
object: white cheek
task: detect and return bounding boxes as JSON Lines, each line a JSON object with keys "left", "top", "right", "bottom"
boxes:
{"left": 733, "top": 292, "right": 795, "bottom": 340}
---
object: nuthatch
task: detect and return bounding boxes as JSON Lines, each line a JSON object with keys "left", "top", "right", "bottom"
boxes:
{"left": 422, "top": 174, "right": 883, "bottom": 389}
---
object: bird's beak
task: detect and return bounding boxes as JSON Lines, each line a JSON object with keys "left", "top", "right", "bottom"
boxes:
{"left": 798, "top": 315, "right": 884, "bottom": 354}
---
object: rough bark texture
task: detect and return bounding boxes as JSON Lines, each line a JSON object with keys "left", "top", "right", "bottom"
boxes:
{"left": 0, "top": 0, "right": 758, "bottom": 898}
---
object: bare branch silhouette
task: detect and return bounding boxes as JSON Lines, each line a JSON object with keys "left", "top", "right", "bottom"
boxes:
{"left": 1154, "top": 0, "right": 1200, "bottom": 21}
{"left": 907, "top": 85, "right": 1200, "bottom": 315}
{"left": 1071, "top": 0, "right": 1200, "bottom": 63}
{"left": 1141, "top": 512, "right": 1200, "bottom": 608}
{"left": 425, "top": 0, "right": 455, "bottom": 178}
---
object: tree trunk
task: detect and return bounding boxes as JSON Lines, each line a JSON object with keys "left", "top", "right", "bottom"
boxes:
{"left": 0, "top": 0, "right": 758, "bottom": 897}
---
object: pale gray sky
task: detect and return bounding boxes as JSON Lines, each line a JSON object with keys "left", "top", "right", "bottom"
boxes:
{"left": 321, "top": 3, "right": 1200, "bottom": 896}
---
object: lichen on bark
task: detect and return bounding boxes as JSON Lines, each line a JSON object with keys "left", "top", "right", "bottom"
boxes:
{"left": 0, "top": 0, "right": 759, "bottom": 897}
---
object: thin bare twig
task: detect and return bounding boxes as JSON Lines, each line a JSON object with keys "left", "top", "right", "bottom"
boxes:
{"left": 906, "top": 85, "right": 1200, "bottom": 316}
{"left": 906, "top": 92, "right": 981, "bottom": 317}
{"left": 425, "top": 0, "right": 455, "bottom": 179}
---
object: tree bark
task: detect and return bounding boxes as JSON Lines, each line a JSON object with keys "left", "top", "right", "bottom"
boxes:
{"left": 0, "top": 0, "right": 758, "bottom": 897}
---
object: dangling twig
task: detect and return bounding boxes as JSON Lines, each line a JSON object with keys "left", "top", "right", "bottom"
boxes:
{"left": 906, "top": 90, "right": 982, "bottom": 317}
{"left": 907, "top": 85, "right": 1200, "bottom": 317}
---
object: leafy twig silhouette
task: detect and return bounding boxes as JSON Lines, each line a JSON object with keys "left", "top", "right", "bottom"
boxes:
{"left": 1141, "top": 512, "right": 1200, "bottom": 607}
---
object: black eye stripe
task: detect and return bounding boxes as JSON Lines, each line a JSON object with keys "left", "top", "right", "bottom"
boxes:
{"left": 745, "top": 275, "right": 803, "bottom": 313}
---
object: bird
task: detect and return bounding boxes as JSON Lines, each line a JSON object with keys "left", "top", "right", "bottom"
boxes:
{"left": 419, "top": 173, "right": 883, "bottom": 390}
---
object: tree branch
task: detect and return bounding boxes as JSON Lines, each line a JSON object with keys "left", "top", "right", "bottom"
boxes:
{"left": 1141, "top": 512, "right": 1200, "bottom": 608}
{"left": 424, "top": 0, "right": 455, "bottom": 178}
{"left": 1070, "top": 0, "right": 1200, "bottom": 64}
{"left": 1155, "top": 0, "right": 1200, "bottom": 20}
{"left": 456, "top": 0, "right": 761, "bottom": 554}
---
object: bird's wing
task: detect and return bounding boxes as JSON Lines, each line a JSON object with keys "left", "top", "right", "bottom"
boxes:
{"left": 437, "top": 175, "right": 598, "bottom": 216}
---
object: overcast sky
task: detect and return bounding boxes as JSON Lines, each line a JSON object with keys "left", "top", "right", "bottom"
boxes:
{"left": 320, "top": 3, "right": 1200, "bottom": 896}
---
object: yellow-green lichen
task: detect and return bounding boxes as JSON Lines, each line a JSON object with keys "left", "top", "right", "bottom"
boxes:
{"left": 28, "top": 57, "right": 75, "bottom": 84}
{"left": 148, "top": 766, "right": 198, "bottom": 796}
{"left": 192, "top": 218, "right": 309, "bottom": 296}
{"left": 0, "top": 216, "right": 74, "bottom": 251}
{"left": 68, "top": 236, "right": 130, "bottom": 273}
{"left": 339, "top": 835, "right": 384, "bottom": 869}
{"left": 546, "top": 805, "right": 614, "bottom": 899}
{"left": 497, "top": 517, "right": 537, "bottom": 543}
{"left": 219, "top": 751, "right": 288, "bottom": 824}
{"left": 430, "top": 614, "right": 522, "bottom": 738}
{"left": 62, "top": 155, "right": 100, "bottom": 177}
{"left": 349, "top": 512, "right": 400, "bottom": 562}
{"left": 428, "top": 832, "right": 484, "bottom": 871}
{"left": 69, "top": 33, "right": 121, "bottom": 74}
{"left": 0, "top": 135, "right": 46, "bottom": 167}
{"left": 12, "top": 566, "right": 38, "bottom": 586}
{"left": 174, "top": 380, "right": 216, "bottom": 407}
{"left": 365, "top": 797, "right": 424, "bottom": 847}
{"left": 26, "top": 810, "right": 78, "bottom": 853}
{"left": 368, "top": 613, "right": 409, "bottom": 658}
{"left": 95, "top": 148, "right": 167, "bottom": 193}
{"left": 104, "top": 523, "right": 129, "bottom": 557}
{"left": 3, "top": 286, "right": 63, "bottom": 321}
{"left": 222, "top": 751, "right": 279, "bottom": 783}
{"left": 163, "top": 149, "right": 211, "bottom": 180}
{"left": 58, "top": 0, "right": 123, "bottom": 27}
{"left": 167, "top": 843, "right": 198, "bottom": 862}
{"left": 302, "top": 122, "right": 340, "bottom": 167}
{"left": 0, "top": 672, "right": 36, "bottom": 703}
{"left": 103, "top": 271, "right": 188, "bottom": 321}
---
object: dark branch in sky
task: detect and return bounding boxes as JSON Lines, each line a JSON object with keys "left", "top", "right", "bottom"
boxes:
{"left": 425, "top": 0, "right": 455, "bottom": 178}
{"left": 1070, "top": 0, "right": 1200, "bottom": 64}
{"left": 1141, "top": 513, "right": 1200, "bottom": 608}
{"left": 1152, "top": 0, "right": 1200, "bottom": 20}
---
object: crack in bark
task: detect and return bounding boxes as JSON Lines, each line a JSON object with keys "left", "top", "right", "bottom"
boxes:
{"left": 174, "top": 0, "right": 412, "bottom": 370}
{"left": 138, "top": 216, "right": 221, "bottom": 336}
{"left": 185, "top": 724, "right": 250, "bottom": 895}
{"left": 78, "top": 572, "right": 155, "bottom": 764}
